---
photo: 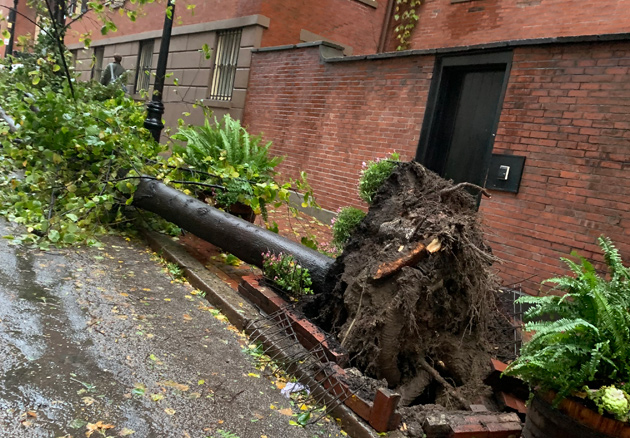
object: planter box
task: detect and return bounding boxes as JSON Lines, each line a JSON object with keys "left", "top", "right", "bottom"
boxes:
{"left": 525, "top": 393, "right": 630, "bottom": 438}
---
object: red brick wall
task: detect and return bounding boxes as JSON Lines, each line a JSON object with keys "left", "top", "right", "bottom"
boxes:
{"left": 66, "top": 0, "right": 384, "bottom": 55}
{"left": 482, "top": 42, "right": 630, "bottom": 293}
{"left": 260, "top": 0, "right": 386, "bottom": 54}
{"left": 66, "top": 0, "right": 261, "bottom": 45}
{"left": 244, "top": 41, "right": 630, "bottom": 295}
{"left": 393, "top": 0, "right": 630, "bottom": 51}
{"left": 243, "top": 45, "right": 434, "bottom": 211}
{"left": 0, "top": 0, "right": 36, "bottom": 55}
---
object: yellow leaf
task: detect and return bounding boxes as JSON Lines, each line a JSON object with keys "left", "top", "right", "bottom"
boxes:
{"left": 164, "top": 298, "right": 171, "bottom": 302}
{"left": 120, "top": 293, "right": 129, "bottom": 297}
{"left": 269, "top": 404, "right": 276, "bottom": 410}
{"left": 164, "top": 408, "right": 176, "bottom": 415}
{"left": 158, "top": 380, "right": 189, "bottom": 391}
{"left": 247, "top": 373, "right": 260, "bottom": 378}
{"left": 278, "top": 408, "right": 293, "bottom": 416}
{"left": 82, "top": 396, "right": 96, "bottom": 406}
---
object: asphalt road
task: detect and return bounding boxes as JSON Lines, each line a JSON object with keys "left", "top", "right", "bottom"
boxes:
{"left": 0, "top": 220, "right": 342, "bottom": 438}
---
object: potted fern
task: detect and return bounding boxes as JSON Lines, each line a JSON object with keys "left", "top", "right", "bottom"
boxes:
{"left": 505, "top": 237, "right": 630, "bottom": 437}
{"left": 170, "top": 114, "right": 284, "bottom": 222}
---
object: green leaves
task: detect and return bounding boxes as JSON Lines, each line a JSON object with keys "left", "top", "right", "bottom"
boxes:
{"left": 0, "top": 47, "right": 166, "bottom": 248}
{"left": 505, "top": 237, "right": 630, "bottom": 401}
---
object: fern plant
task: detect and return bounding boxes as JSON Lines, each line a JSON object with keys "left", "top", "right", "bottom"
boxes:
{"left": 505, "top": 237, "right": 630, "bottom": 403}
{"left": 170, "top": 114, "right": 289, "bottom": 220}
{"left": 173, "top": 114, "right": 282, "bottom": 179}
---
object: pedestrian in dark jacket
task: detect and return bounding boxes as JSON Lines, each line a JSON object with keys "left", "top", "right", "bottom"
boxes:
{"left": 100, "top": 54, "right": 126, "bottom": 90}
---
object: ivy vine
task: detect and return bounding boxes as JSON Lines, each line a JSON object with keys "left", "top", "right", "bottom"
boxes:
{"left": 393, "top": 0, "right": 420, "bottom": 51}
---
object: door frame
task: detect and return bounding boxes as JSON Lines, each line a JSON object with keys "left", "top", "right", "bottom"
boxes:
{"left": 415, "top": 51, "right": 514, "bottom": 183}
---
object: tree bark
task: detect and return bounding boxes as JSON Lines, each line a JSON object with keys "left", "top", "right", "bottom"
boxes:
{"left": 132, "top": 177, "right": 334, "bottom": 294}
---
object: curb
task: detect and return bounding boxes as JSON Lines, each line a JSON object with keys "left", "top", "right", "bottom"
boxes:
{"left": 140, "top": 229, "right": 389, "bottom": 438}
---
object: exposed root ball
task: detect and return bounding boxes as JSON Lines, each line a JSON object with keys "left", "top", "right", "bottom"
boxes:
{"left": 313, "top": 162, "right": 500, "bottom": 406}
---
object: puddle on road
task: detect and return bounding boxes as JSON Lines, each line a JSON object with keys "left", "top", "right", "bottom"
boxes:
{"left": 0, "top": 244, "right": 151, "bottom": 436}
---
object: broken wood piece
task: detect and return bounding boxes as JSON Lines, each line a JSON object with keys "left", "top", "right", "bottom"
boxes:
{"left": 418, "top": 357, "right": 470, "bottom": 410}
{"left": 373, "top": 238, "right": 441, "bottom": 280}
{"left": 439, "top": 181, "right": 491, "bottom": 198}
{"left": 369, "top": 388, "right": 402, "bottom": 432}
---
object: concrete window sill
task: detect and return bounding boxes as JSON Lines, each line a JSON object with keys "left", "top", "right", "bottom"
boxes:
{"left": 354, "top": 0, "right": 377, "bottom": 8}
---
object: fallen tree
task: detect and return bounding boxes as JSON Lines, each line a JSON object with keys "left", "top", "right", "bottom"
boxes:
{"left": 306, "top": 162, "right": 503, "bottom": 408}
{"left": 133, "top": 177, "right": 334, "bottom": 294}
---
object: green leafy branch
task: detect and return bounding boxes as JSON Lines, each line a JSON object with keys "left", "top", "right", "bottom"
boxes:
{"left": 393, "top": 0, "right": 420, "bottom": 51}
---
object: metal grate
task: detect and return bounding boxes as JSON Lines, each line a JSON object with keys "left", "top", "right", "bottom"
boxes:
{"left": 245, "top": 307, "right": 363, "bottom": 425}
{"left": 495, "top": 285, "right": 534, "bottom": 361}
{"left": 135, "top": 39, "right": 154, "bottom": 93}
{"left": 208, "top": 28, "right": 242, "bottom": 101}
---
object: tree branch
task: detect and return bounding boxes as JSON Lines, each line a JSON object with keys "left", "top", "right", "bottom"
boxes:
{"left": 43, "top": 0, "right": 76, "bottom": 100}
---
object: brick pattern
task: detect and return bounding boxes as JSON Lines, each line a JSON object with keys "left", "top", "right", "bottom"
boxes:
{"left": 65, "top": 0, "right": 384, "bottom": 55}
{"left": 422, "top": 411, "right": 521, "bottom": 438}
{"left": 243, "top": 45, "right": 434, "bottom": 212}
{"left": 483, "top": 42, "right": 630, "bottom": 293}
{"left": 245, "top": 41, "right": 630, "bottom": 296}
{"left": 397, "top": 0, "right": 630, "bottom": 52}
{"left": 260, "top": 0, "right": 386, "bottom": 54}
{"left": 66, "top": 0, "right": 260, "bottom": 45}
{"left": 0, "top": 0, "right": 37, "bottom": 55}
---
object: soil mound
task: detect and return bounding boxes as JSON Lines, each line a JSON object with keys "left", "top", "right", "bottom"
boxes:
{"left": 312, "top": 162, "right": 501, "bottom": 408}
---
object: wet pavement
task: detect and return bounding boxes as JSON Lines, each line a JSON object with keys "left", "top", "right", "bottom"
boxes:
{"left": 0, "top": 220, "right": 342, "bottom": 438}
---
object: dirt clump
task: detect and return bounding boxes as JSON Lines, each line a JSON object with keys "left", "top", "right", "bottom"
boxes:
{"left": 309, "top": 162, "right": 502, "bottom": 409}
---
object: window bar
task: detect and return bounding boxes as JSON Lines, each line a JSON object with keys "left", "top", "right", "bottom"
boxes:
{"left": 209, "top": 28, "right": 241, "bottom": 101}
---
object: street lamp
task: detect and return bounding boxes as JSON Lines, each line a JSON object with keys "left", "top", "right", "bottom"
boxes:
{"left": 5, "top": 0, "right": 18, "bottom": 57}
{"left": 143, "top": 0, "right": 175, "bottom": 142}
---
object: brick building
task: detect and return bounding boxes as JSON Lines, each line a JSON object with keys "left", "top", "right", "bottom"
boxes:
{"left": 64, "top": 0, "right": 386, "bottom": 128}
{"left": 0, "top": 0, "right": 37, "bottom": 56}
{"left": 242, "top": 0, "right": 630, "bottom": 294}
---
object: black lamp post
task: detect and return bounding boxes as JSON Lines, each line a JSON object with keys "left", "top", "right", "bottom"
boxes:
{"left": 5, "top": 0, "right": 18, "bottom": 57}
{"left": 143, "top": 0, "right": 175, "bottom": 142}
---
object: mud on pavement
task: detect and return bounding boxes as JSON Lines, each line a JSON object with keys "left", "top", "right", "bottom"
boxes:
{"left": 0, "top": 220, "right": 343, "bottom": 438}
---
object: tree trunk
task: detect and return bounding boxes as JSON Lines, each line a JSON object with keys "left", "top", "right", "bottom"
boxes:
{"left": 132, "top": 177, "right": 334, "bottom": 294}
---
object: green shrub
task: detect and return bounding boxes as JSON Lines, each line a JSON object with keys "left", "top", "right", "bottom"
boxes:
{"left": 358, "top": 152, "right": 400, "bottom": 205}
{"left": 332, "top": 206, "right": 366, "bottom": 248}
{"left": 261, "top": 251, "right": 313, "bottom": 296}
{"left": 504, "top": 237, "right": 630, "bottom": 407}
{"left": 0, "top": 44, "right": 164, "bottom": 248}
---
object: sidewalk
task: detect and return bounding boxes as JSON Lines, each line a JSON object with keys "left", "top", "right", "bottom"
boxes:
{"left": 0, "top": 219, "right": 342, "bottom": 438}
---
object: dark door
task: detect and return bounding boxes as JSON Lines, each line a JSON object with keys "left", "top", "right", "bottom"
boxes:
{"left": 417, "top": 53, "right": 512, "bottom": 188}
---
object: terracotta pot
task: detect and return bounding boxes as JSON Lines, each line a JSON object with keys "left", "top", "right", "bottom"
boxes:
{"left": 524, "top": 392, "right": 630, "bottom": 438}
{"left": 196, "top": 191, "right": 256, "bottom": 223}
{"left": 226, "top": 202, "right": 256, "bottom": 223}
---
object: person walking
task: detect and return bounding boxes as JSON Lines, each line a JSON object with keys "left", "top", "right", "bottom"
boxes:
{"left": 100, "top": 54, "right": 127, "bottom": 91}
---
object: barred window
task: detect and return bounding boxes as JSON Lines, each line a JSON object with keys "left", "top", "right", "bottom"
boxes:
{"left": 135, "top": 39, "right": 154, "bottom": 93}
{"left": 208, "top": 28, "right": 242, "bottom": 101}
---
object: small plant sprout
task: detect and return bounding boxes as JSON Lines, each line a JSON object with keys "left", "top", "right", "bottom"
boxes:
{"left": 261, "top": 251, "right": 313, "bottom": 297}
